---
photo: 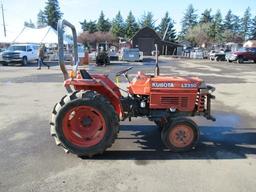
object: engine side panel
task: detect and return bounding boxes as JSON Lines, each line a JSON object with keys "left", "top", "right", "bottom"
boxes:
{"left": 149, "top": 76, "right": 201, "bottom": 111}
{"left": 128, "top": 73, "right": 203, "bottom": 112}
{"left": 150, "top": 90, "right": 197, "bottom": 111}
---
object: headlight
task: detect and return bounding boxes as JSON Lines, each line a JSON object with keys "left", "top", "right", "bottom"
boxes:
{"left": 199, "top": 81, "right": 207, "bottom": 89}
{"left": 199, "top": 82, "right": 215, "bottom": 94}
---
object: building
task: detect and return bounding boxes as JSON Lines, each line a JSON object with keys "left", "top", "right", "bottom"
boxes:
{"left": 130, "top": 27, "right": 181, "bottom": 56}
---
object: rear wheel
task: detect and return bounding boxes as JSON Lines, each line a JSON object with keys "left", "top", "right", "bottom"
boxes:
{"left": 50, "top": 91, "right": 119, "bottom": 157}
{"left": 161, "top": 118, "right": 199, "bottom": 152}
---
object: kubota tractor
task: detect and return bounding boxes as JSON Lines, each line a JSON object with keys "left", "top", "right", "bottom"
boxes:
{"left": 50, "top": 20, "right": 215, "bottom": 157}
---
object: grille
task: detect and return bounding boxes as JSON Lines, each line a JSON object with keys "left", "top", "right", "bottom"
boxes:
{"left": 3, "top": 53, "right": 20, "bottom": 59}
{"left": 160, "top": 97, "right": 179, "bottom": 105}
{"left": 181, "top": 97, "right": 188, "bottom": 108}
{"left": 160, "top": 96, "right": 188, "bottom": 108}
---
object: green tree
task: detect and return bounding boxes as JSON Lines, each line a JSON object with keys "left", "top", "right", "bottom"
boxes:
{"left": 186, "top": 23, "right": 212, "bottom": 46}
{"left": 44, "top": 0, "right": 62, "bottom": 30}
{"left": 111, "top": 11, "right": 125, "bottom": 37}
{"left": 250, "top": 16, "right": 256, "bottom": 39}
{"left": 232, "top": 15, "right": 242, "bottom": 34}
{"left": 181, "top": 4, "right": 198, "bottom": 36}
{"left": 241, "top": 7, "right": 251, "bottom": 40}
{"left": 157, "top": 12, "right": 176, "bottom": 42}
{"left": 212, "top": 10, "right": 223, "bottom": 43}
{"left": 223, "top": 10, "right": 244, "bottom": 42}
{"left": 139, "top": 12, "right": 155, "bottom": 29}
{"left": 223, "top": 10, "right": 233, "bottom": 30}
{"left": 125, "top": 11, "right": 139, "bottom": 38}
{"left": 97, "top": 11, "right": 111, "bottom": 32}
{"left": 80, "top": 19, "right": 97, "bottom": 33}
{"left": 24, "top": 19, "right": 35, "bottom": 28}
{"left": 200, "top": 9, "right": 213, "bottom": 23}
{"left": 37, "top": 10, "right": 47, "bottom": 28}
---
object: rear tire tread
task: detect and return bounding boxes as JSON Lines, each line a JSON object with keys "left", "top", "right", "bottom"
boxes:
{"left": 50, "top": 90, "right": 119, "bottom": 157}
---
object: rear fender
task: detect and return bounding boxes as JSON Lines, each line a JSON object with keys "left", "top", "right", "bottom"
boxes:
{"left": 64, "top": 78, "right": 123, "bottom": 119}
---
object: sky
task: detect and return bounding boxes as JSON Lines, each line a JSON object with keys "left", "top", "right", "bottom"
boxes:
{"left": 0, "top": 0, "right": 256, "bottom": 38}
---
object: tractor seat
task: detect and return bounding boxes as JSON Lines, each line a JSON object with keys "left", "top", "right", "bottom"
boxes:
{"left": 80, "top": 69, "right": 93, "bottom": 79}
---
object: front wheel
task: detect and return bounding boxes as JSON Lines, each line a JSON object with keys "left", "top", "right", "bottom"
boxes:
{"left": 161, "top": 118, "right": 199, "bottom": 152}
{"left": 50, "top": 91, "right": 119, "bottom": 157}
{"left": 22, "top": 56, "right": 28, "bottom": 66}
{"left": 237, "top": 57, "right": 244, "bottom": 64}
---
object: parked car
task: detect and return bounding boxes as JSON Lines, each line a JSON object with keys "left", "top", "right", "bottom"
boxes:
{"left": 108, "top": 47, "right": 119, "bottom": 61}
{"left": 0, "top": 48, "right": 6, "bottom": 52}
{"left": 120, "top": 48, "right": 143, "bottom": 62}
{"left": 226, "top": 47, "right": 256, "bottom": 63}
{"left": 209, "top": 50, "right": 226, "bottom": 61}
{"left": 0, "top": 44, "right": 39, "bottom": 66}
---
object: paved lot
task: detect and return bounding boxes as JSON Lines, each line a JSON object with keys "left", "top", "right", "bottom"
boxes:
{"left": 0, "top": 58, "right": 256, "bottom": 192}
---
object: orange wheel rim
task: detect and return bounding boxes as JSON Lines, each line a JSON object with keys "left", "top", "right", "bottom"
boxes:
{"left": 62, "top": 106, "right": 106, "bottom": 147}
{"left": 169, "top": 124, "right": 194, "bottom": 148}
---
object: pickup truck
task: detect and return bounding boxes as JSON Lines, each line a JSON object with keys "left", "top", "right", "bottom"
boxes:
{"left": 226, "top": 47, "right": 256, "bottom": 63}
{"left": 0, "top": 44, "right": 39, "bottom": 66}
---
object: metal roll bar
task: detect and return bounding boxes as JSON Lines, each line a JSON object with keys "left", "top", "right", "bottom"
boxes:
{"left": 57, "top": 19, "right": 78, "bottom": 92}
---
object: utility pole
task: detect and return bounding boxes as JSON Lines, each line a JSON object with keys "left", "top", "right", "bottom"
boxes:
{"left": 1, "top": 0, "right": 6, "bottom": 37}
{"left": 162, "top": 21, "right": 170, "bottom": 41}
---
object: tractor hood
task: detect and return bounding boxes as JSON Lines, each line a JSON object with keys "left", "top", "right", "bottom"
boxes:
{"left": 150, "top": 76, "right": 203, "bottom": 89}
{"left": 128, "top": 74, "right": 204, "bottom": 95}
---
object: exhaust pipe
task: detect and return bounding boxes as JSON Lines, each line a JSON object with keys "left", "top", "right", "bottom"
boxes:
{"left": 154, "top": 44, "right": 159, "bottom": 76}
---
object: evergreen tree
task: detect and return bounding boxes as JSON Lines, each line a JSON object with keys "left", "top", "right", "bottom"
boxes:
{"left": 97, "top": 11, "right": 111, "bottom": 32}
{"left": 158, "top": 12, "right": 176, "bottom": 42}
{"left": 232, "top": 15, "right": 242, "bottom": 34}
{"left": 212, "top": 10, "right": 223, "bottom": 42}
{"left": 241, "top": 7, "right": 251, "bottom": 40}
{"left": 181, "top": 4, "right": 198, "bottom": 36}
{"left": 125, "top": 11, "right": 139, "bottom": 38}
{"left": 37, "top": 10, "right": 47, "bottom": 28}
{"left": 80, "top": 19, "right": 97, "bottom": 33}
{"left": 139, "top": 12, "right": 155, "bottom": 29}
{"left": 250, "top": 16, "right": 256, "bottom": 39}
{"left": 111, "top": 11, "right": 125, "bottom": 37}
{"left": 44, "top": 0, "right": 62, "bottom": 30}
{"left": 223, "top": 10, "right": 233, "bottom": 30}
{"left": 24, "top": 19, "right": 35, "bottom": 28}
{"left": 199, "top": 9, "right": 213, "bottom": 23}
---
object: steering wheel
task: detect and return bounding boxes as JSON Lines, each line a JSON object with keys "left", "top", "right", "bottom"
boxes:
{"left": 116, "top": 67, "right": 133, "bottom": 76}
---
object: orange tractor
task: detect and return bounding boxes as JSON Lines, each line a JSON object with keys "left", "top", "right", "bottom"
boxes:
{"left": 50, "top": 20, "right": 215, "bottom": 157}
